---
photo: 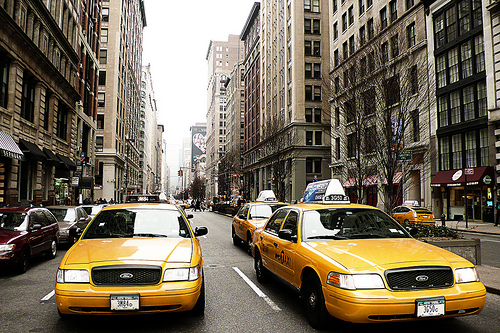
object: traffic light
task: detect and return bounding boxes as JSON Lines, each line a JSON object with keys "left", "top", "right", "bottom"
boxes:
{"left": 178, "top": 170, "right": 183, "bottom": 176}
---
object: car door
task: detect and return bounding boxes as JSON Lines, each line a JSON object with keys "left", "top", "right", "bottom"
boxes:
{"left": 28, "top": 212, "right": 46, "bottom": 256}
{"left": 259, "top": 209, "right": 289, "bottom": 275}
{"left": 234, "top": 205, "right": 249, "bottom": 240}
{"left": 273, "top": 209, "right": 299, "bottom": 285}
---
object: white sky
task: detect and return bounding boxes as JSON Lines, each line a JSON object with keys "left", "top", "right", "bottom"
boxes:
{"left": 142, "top": 0, "right": 258, "bottom": 166}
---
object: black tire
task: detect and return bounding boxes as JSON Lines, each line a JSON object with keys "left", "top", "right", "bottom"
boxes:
{"left": 254, "top": 250, "right": 268, "bottom": 283}
{"left": 57, "top": 308, "right": 71, "bottom": 320}
{"left": 246, "top": 233, "right": 252, "bottom": 256}
{"left": 302, "top": 274, "right": 329, "bottom": 329}
{"left": 46, "top": 239, "right": 58, "bottom": 259}
{"left": 190, "top": 276, "right": 205, "bottom": 316}
{"left": 16, "top": 248, "right": 29, "bottom": 274}
{"left": 232, "top": 226, "right": 240, "bottom": 246}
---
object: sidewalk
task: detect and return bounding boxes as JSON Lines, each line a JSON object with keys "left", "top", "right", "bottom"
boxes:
{"left": 444, "top": 220, "right": 500, "bottom": 295}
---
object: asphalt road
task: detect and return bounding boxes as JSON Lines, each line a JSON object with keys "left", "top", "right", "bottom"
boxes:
{"left": 1, "top": 211, "right": 499, "bottom": 332}
{"left": 462, "top": 232, "right": 500, "bottom": 268}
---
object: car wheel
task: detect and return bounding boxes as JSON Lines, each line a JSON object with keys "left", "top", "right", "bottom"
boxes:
{"left": 232, "top": 226, "right": 240, "bottom": 246}
{"left": 190, "top": 276, "right": 205, "bottom": 316}
{"left": 254, "top": 250, "right": 268, "bottom": 283}
{"left": 46, "top": 239, "right": 57, "bottom": 259}
{"left": 302, "top": 274, "right": 329, "bottom": 329}
{"left": 246, "top": 232, "right": 253, "bottom": 256}
{"left": 16, "top": 248, "right": 29, "bottom": 274}
{"left": 57, "top": 308, "right": 71, "bottom": 320}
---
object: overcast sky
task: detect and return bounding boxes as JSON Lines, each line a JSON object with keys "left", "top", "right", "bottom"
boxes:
{"left": 142, "top": 0, "right": 258, "bottom": 164}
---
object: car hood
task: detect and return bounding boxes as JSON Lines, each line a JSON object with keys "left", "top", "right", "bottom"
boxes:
{"left": 63, "top": 238, "right": 193, "bottom": 265}
{"left": 0, "top": 230, "right": 24, "bottom": 243}
{"left": 304, "top": 238, "right": 470, "bottom": 272}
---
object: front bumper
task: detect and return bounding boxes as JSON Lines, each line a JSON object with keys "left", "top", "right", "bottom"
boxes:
{"left": 323, "top": 282, "right": 486, "bottom": 323}
{"left": 55, "top": 278, "right": 203, "bottom": 315}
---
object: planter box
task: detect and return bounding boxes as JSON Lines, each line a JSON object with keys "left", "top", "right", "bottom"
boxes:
{"left": 421, "top": 238, "right": 481, "bottom": 265}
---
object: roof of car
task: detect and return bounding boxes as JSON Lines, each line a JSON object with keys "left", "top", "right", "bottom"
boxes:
{"left": 0, "top": 206, "right": 46, "bottom": 213}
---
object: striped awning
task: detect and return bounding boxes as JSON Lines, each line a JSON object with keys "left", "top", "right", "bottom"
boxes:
{"left": 0, "top": 131, "right": 23, "bottom": 160}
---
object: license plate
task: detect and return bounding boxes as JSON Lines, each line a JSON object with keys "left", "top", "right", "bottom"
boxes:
{"left": 422, "top": 215, "right": 428, "bottom": 219}
{"left": 110, "top": 295, "right": 139, "bottom": 311}
{"left": 416, "top": 298, "right": 445, "bottom": 317}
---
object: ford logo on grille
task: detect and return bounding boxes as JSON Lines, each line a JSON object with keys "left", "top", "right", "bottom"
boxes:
{"left": 120, "top": 273, "right": 134, "bottom": 279}
{"left": 415, "top": 275, "right": 429, "bottom": 282}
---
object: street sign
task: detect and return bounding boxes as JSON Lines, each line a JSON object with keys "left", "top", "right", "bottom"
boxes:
{"left": 397, "top": 152, "right": 412, "bottom": 162}
{"left": 465, "top": 168, "right": 474, "bottom": 175}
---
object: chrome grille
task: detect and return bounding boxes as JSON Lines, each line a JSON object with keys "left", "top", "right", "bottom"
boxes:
{"left": 385, "top": 266, "right": 454, "bottom": 290}
{"left": 92, "top": 265, "right": 162, "bottom": 285}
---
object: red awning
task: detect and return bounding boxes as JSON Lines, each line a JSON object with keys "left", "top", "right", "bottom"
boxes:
{"left": 383, "top": 172, "right": 402, "bottom": 186}
{"left": 344, "top": 178, "right": 357, "bottom": 188}
{"left": 362, "top": 175, "right": 378, "bottom": 187}
{"left": 431, "top": 167, "right": 494, "bottom": 187}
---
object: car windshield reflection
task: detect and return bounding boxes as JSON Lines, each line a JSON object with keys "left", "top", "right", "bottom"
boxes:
{"left": 302, "top": 208, "right": 410, "bottom": 240}
{"left": 0, "top": 212, "right": 27, "bottom": 231}
{"left": 82, "top": 208, "right": 192, "bottom": 239}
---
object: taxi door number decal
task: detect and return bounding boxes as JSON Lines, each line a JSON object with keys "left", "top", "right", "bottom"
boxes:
{"left": 275, "top": 250, "right": 291, "bottom": 267}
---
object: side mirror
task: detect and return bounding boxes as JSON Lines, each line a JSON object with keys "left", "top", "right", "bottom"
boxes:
{"left": 407, "top": 227, "right": 418, "bottom": 237}
{"left": 186, "top": 214, "right": 194, "bottom": 219}
{"left": 194, "top": 226, "right": 208, "bottom": 237}
{"left": 279, "top": 229, "right": 297, "bottom": 242}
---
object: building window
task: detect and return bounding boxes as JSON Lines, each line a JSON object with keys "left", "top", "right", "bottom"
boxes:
{"left": 458, "top": 0, "right": 470, "bottom": 35}
{"left": 315, "top": 131, "right": 322, "bottom": 145}
{"left": 478, "top": 81, "right": 487, "bottom": 117}
{"left": 312, "top": 0, "right": 320, "bottom": 12}
{"left": 21, "top": 72, "right": 35, "bottom": 123}
{"left": 450, "top": 91, "right": 461, "bottom": 124}
{"left": 410, "top": 65, "right": 418, "bottom": 95}
{"left": 380, "top": 7, "right": 388, "bottom": 29}
{"left": 334, "top": 49, "right": 339, "bottom": 67}
{"left": 391, "top": 34, "right": 399, "bottom": 57}
{"left": 438, "top": 95, "right": 448, "bottom": 127}
{"left": 439, "top": 137, "right": 450, "bottom": 170}
{"left": 347, "top": 133, "right": 356, "bottom": 158}
{"left": 0, "top": 53, "right": 8, "bottom": 108}
{"left": 461, "top": 40, "right": 473, "bottom": 79}
{"left": 465, "top": 131, "right": 476, "bottom": 167}
{"left": 359, "top": 0, "right": 365, "bottom": 15}
{"left": 367, "top": 0, "right": 373, "bottom": 8}
{"left": 367, "top": 18, "right": 374, "bottom": 40}
{"left": 333, "top": 0, "right": 338, "bottom": 13}
{"left": 306, "top": 157, "right": 322, "bottom": 173}
{"left": 463, "top": 85, "right": 474, "bottom": 121}
{"left": 306, "top": 131, "right": 313, "bottom": 145}
{"left": 407, "top": 0, "right": 414, "bottom": 10}
{"left": 381, "top": 41, "right": 389, "bottom": 63}
{"left": 412, "top": 109, "right": 420, "bottom": 142}
{"left": 349, "top": 35, "right": 355, "bottom": 55}
{"left": 99, "top": 49, "right": 107, "bottom": 64}
{"left": 390, "top": 0, "right": 398, "bottom": 22}
{"left": 99, "top": 71, "right": 106, "bottom": 85}
{"left": 343, "top": 41, "right": 348, "bottom": 60}
{"left": 335, "top": 138, "right": 341, "bottom": 160}
{"left": 101, "top": 28, "right": 108, "bottom": 43}
{"left": 348, "top": 6, "right": 354, "bottom": 25}
{"left": 56, "top": 104, "right": 68, "bottom": 140}
{"left": 480, "top": 128, "right": 488, "bottom": 166}
{"left": 96, "top": 136, "right": 103, "bottom": 152}
{"left": 97, "top": 114, "right": 104, "bottom": 129}
{"left": 407, "top": 22, "right": 416, "bottom": 48}
{"left": 342, "top": 12, "right": 347, "bottom": 32}
{"left": 451, "top": 134, "right": 462, "bottom": 169}
{"left": 359, "top": 25, "right": 366, "bottom": 46}
{"left": 98, "top": 92, "right": 105, "bottom": 107}
{"left": 475, "top": 35, "right": 485, "bottom": 73}
{"left": 313, "top": 41, "right": 320, "bottom": 55}
{"left": 305, "top": 63, "right": 312, "bottom": 78}
{"left": 448, "top": 47, "right": 459, "bottom": 84}
{"left": 333, "top": 22, "right": 338, "bottom": 40}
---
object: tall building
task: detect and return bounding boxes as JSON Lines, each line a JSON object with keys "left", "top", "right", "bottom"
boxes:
{"left": 205, "top": 35, "right": 243, "bottom": 198}
{"left": 428, "top": 0, "right": 494, "bottom": 222}
{"left": 94, "top": 0, "right": 146, "bottom": 202}
{"left": 0, "top": 0, "right": 85, "bottom": 205}
{"left": 242, "top": 0, "right": 331, "bottom": 202}
{"left": 139, "top": 64, "right": 162, "bottom": 194}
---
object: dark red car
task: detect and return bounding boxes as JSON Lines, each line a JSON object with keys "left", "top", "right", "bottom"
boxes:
{"left": 0, "top": 206, "right": 59, "bottom": 273}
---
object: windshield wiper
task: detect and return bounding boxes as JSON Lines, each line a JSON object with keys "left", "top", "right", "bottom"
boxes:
{"left": 347, "top": 233, "right": 385, "bottom": 239}
{"left": 132, "top": 233, "right": 168, "bottom": 238}
{"left": 307, "top": 235, "right": 347, "bottom": 240}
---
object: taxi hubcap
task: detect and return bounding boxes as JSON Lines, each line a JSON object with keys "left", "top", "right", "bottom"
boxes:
{"left": 308, "top": 292, "right": 317, "bottom": 308}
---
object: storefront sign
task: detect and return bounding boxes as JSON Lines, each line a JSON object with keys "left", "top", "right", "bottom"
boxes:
{"left": 72, "top": 177, "right": 79, "bottom": 186}
{"left": 483, "top": 175, "right": 492, "bottom": 185}
{"left": 452, "top": 170, "right": 462, "bottom": 182}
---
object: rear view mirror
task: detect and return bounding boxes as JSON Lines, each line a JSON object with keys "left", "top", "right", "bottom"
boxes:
{"left": 194, "top": 226, "right": 208, "bottom": 237}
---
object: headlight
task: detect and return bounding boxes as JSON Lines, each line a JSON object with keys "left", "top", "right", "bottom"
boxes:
{"left": 327, "top": 272, "right": 385, "bottom": 290}
{"left": 0, "top": 244, "right": 16, "bottom": 252}
{"left": 56, "top": 269, "right": 90, "bottom": 283}
{"left": 163, "top": 265, "right": 201, "bottom": 282}
{"left": 455, "top": 267, "right": 479, "bottom": 283}
{"left": 59, "top": 230, "right": 69, "bottom": 236}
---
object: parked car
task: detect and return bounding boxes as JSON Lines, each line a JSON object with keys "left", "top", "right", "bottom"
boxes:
{"left": 252, "top": 179, "right": 485, "bottom": 328}
{"left": 392, "top": 205, "right": 436, "bottom": 225}
{"left": 79, "top": 204, "right": 108, "bottom": 219}
{"left": 0, "top": 206, "right": 59, "bottom": 273}
{"left": 232, "top": 190, "right": 288, "bottom": 254}
{"left": 55, "top": 202, "right": 208, "bottom": 317}
{"left": 47, "top": 206, "right": 92, "bottom": 245}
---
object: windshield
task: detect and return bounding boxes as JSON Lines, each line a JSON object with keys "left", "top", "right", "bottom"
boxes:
{"left": 50, "top": 208, "right": 75, "bottom": 222}
{"left": 0, "top": 212, "right": 28, "bottom": 231}
{"left": 250, "top": 204, "right": 287, "bottom": 219}
{"left": 82, "top": 208, "right": 192, "bottom": 239}
{"left": 302, "top": 208, "right": 410, "bottom": 240}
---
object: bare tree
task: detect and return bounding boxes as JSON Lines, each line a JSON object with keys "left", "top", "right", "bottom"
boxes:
{"left": 327, "top": 16, "right": 435, "bottom": 212}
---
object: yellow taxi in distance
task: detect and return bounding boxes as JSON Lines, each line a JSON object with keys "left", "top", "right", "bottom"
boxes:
{"left": 55, "top": 203, "right": 208, "bottom": 317}
{"left": 252, "top": 180, "right": 486, "bottom": 328}
{"left": 392, "top": 205, "right": 436, "bottom": 225}
{"left": 232, "top": 190, "right": 288, "bottom": 254}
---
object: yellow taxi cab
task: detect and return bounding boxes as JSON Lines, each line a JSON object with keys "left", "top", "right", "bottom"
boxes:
{"left": 252, "top": 179, "right": 486, "bottom": 328}
{"left": 55, "top": 202, "right": 208, "bottom": 317}
{"left": 232, "top": 190, "right": 288, "bottom": 254}
{"left": 392, "top": 203, "right": 436, "bottom": 225}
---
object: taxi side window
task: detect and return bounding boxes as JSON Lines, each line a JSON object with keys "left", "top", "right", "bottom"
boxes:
{"left": 265, "top": 209, "right": 288, "bottom": 234}
{"left": 43, "top": 211, "right": 58, "bottom": 225}
{"left": 238, "top": 205, "right": 249, "bottom": 219}
{"left": 34, "top": 211, "right": 49, "bottom": 227}
{"left": 281, "top": 211, "right": 298, "bottom": 236}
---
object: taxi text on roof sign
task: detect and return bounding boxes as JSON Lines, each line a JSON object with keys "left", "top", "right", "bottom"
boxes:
{"left": 255, "top": 190, "right": 278, "bottom": 202}
{"left": 303, "top": 179, "right": 350, "bottom": 204}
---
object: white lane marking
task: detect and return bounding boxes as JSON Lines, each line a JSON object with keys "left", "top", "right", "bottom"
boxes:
{"left": 232, "top": 266, "right": 281, "bottom": 311}
{"left": 41, "top": 290, "right": 55, "bottom": 301}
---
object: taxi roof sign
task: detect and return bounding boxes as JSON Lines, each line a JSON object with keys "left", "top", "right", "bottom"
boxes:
{"left": 256, "top": 190, "right": 278, "bottom": 202}
{"left": 303, "top": 179, "right": 350, "bottom": 204}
